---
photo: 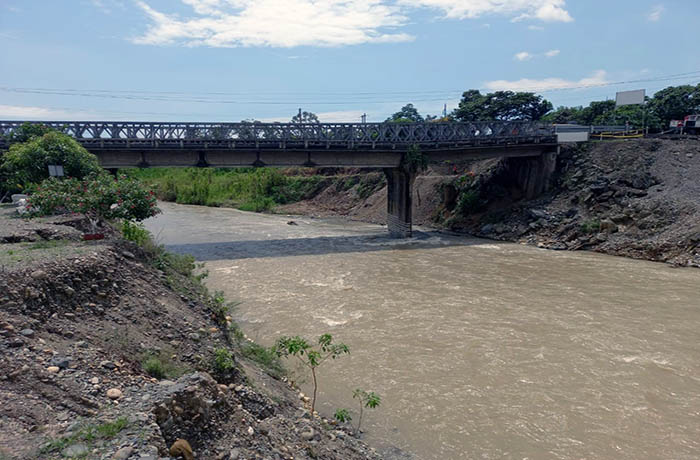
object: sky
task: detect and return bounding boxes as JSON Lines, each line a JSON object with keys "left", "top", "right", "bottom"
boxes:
{"left": 1, "top": 0, "right": 699, "bottom": 122}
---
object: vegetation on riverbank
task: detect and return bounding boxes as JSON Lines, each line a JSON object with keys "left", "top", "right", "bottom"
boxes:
{"left": 124, "top": 167, "right": 329, "bottom": 212}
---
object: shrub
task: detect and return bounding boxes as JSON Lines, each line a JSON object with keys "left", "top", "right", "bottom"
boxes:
{"left": 456, "top": 190, "right": 481, "bottom": 216}
{"left": 143, "top": 356, "right": 166, "bottom": 379}
{"left": 212, "top": 347, "right": 235, "bottom": 374}
{"left": 334, "top": 408, "right": 352, "bottom": 424}
{"left": 1, "top": 130, "right": 101, "bottom": 192}
{"left": 353, "top": 389, "right": 381, "bottom": 434}
{"left": 27, "top": 174, "right": 160, "bottom": 231}
{"left": 121, "top": 220, "right": 150, "bottom": 246}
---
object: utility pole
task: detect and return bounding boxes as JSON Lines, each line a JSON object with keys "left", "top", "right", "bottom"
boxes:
{"left": 361, "top": 113, "right": 367, "bottom": 124}
{"left": 443, "top": 104, "right": 447, "bottom": 118}
{"left": 298, "top": 108, "right": 302, "bottom": 123}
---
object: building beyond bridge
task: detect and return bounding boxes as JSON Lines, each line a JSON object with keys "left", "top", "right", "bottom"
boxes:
{"left": 0, "top": 121, "right": 559, "bottom": 238}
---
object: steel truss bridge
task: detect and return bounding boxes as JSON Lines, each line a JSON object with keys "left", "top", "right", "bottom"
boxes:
{"left": 0, "top": 121, "right": 555, "bottom": 152}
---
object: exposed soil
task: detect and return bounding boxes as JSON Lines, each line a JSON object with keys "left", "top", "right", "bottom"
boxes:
{"left": 0, "top": 209, "right": 387, "bottom": 460}
{"left": 277, "top": 139, "right": 700, "bottom": 267}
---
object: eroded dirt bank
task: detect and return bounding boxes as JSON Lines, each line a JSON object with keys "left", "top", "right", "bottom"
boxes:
{"left": 278, "top": 139, "right": 700, "bottom": 267}
{"left": 0, "top": 208, "right": 383, "bottom": 460}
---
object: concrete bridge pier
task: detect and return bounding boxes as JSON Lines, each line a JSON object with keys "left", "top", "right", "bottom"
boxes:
{"left": 384, "top": 168, "right": 415, "bottom": 238}
{"left": 508, "top": 149, "right": 558, "bottom": 199}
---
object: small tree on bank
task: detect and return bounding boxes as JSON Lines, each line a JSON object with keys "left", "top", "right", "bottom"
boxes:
{"left": 1, "top": 130, "right": 101, "bottom": 193}
{"left": 275, "top": 334, "right": 349, "bottom": 413}
{"left": 27, "top": 174, "right": 160, "bottom": 232}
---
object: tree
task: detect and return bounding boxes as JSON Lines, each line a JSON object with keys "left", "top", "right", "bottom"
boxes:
{"left": 453, "top": 90, "right": 553, "bottom": 122}
{"left": 275, "top": 334, "right": 349, "bottom": 413}
{"left": 3, "top": 122, "right": 52, "bottom": 145}
{"left": 649, "top": 84, "right": 700, "bottom": 125}
{"left": 541, "top": 106, "right": 585, "bottom": 124}
{"left": 1, "top": 131, "right": 101, "bottom": 192}
{"left": 386, "top": 103, "right": 424, "bottom": 122}
{"left": 27, "top": 174, "right": 160, "bottom": 232}
{"left": 291, "top": 111, "right": 320, "bottom": 124}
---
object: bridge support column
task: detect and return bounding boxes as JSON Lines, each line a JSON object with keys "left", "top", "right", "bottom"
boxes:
{"left": 383, "top": 168, "right": 415, "bottom": 238}
{"left": 508, "top": 148, "right": 558, "bottom": 199}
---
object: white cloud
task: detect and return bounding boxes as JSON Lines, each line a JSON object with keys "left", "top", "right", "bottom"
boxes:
{"left": 133, "top": 0, "right": 413, "bottom": 48}
{"left": 514, "top": 49, "right": 560, "bottom": 61}
{"left": 484, "top": 70, "right": 609, "bottom": 92}
{"left": 528, "top": 25, "right": 544, "bottom": 30}
{"left": 131, "top": 0, "right": 574, "bottom": 48}
{"left": 514, "top": 51, "right": 533, "bottom": 61}
{"left": 647, "top": 4, "right": 664, "bottom": 22}
{"left": 400, "top": 0, "right": 572, "bottom": 22}
{"left": 0, "top": 105, "right": 94, "bottom": 120}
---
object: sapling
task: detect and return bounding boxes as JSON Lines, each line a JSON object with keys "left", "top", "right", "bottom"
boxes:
{"left": 353, "top": 389, "right": 381, "bottom": 435}
{"left": 275, "top": 334, "right": 349, "bottom": 413}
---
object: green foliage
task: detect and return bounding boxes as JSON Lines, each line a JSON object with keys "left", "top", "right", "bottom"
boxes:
{"left": 212, "top": 347, "right": 235, "bottom": 374}
{"left": 121, "top": 220, "right": 150, "bottom": 246}
{"left": 141, "top": 351, "right": 187, "bottom": 380}
{"left": 456, "top": 189, "right": 481, "bottom": 216}
{"left": 541, "top": 84, "right": 700, "bottom": 129}
{"left": 648, "top": 84, "right": 700, "bottom": 124}
{"left": 453, "top": 90, "right": 553, "bottom": 121}
{"left": 275, "top": 334, "right": 350, "bottom": 412}
{"left": 1, "top": 130, "right": 101, "bottom": 192}
{"left": 352, "top": 389, "right": 381, "bottom": 434}
{"left": 292, "top": 111, "right": 320, "bottom": 124}
{"left": 126, "top": 167, "right": 322, "bottom": 212}
{"left": 581, "top": 219, "right": 601, "bottom": 234}
{"left": 241, "top": 342, "right": 285, "bottom": 379}
{"left": 40, "top": 417, "right": 128, "bottom": 455}
{"left": 402, "top": 144, "right": 428, "bottom": 173}
{"left": 334, "top": 408, "right": 352, "bottom": 423}
{"left": 3, "top": 122, "right": 52, "bottom": 145}
{"left": 27, "top": 174, "right": 160, "bottom": 231}
{"left": 386, "top": 103, "right": 424, "bottom": 122}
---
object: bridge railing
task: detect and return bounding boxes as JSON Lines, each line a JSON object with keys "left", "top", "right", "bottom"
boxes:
{"left": 0, "top": 121, "right": 556, "bottom": 149}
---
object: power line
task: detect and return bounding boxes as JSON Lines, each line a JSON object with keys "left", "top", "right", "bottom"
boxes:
{"left": 1, "top": 70, "right": 698, "bottom": 105}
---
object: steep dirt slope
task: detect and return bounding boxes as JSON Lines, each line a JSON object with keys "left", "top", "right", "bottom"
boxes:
{"left": 277, "top": 139, "right": 700, "bottom": 267}
{"left": 0, "top": 209, "right": 385, "bottom": 460}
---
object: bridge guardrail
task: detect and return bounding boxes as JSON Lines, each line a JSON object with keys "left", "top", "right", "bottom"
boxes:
{"left": 0, "top": 121, "right": 556, "bottom": 150}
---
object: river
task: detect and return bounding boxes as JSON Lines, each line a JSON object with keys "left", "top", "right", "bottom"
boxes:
{"left": 145, "top": 201, "right": 700, "bottom": 460}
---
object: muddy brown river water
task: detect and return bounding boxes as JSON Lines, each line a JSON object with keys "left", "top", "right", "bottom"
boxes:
{"left": 145, "top": 202, "right": 700, "bottom": 460}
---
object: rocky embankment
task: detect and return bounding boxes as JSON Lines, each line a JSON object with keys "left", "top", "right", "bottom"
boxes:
{"left": 0, "top": 208, "right": 382, "bottom": 460}
{"left": 279, "top": 139, "right": 700, "bottom": 267}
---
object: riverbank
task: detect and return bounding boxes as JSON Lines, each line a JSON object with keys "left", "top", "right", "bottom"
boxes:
{"left": 0, "top": 205, "right": 382, "bottom": 460}
{"left": 278, "top": 139, "right": 700, "bottom": 267}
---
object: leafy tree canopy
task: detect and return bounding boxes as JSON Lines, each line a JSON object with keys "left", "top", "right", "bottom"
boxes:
{"left": 1, "top": 130, "right": 102, "bottom": 192}
{"left": 453, "top": 90, "right": 553, "bottom": 122}
{"left": 648, "top": 84, "right": 700, "bottom": 123}
{"left": 291, "top": 111, "right": 320, "bottom": 124}
{"left": 386, "top": 103, "right": 424, "bottom": 122}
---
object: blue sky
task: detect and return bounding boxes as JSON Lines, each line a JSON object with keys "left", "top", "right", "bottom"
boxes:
{"left": 1, "top": 0, "right": 699, "bottom": 122}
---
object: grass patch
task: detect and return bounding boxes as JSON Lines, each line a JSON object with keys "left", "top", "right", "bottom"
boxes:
{"left": 241, "top": 341, "right": 285, "bottom": 378}
{"left": 123, "top": 167, "right": 324, "bottom": 212}
{"left": 141, "top": 351, "right": 188, "bottom": 380}
{"left": 40, "top": 417, "right": 128, "bottom": 455}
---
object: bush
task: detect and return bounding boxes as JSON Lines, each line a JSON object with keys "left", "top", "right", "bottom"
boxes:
{"left": 1, "top": 130, "right": 101, "bottom": 192}
{"left": 121, "top": 220, "right": 150, "bottom": 245}
{"left": 27, "top": 174, "right": 160, "bottom": 231}
{"left": 456, "top": 190, "right": 481, "bottom": 215}
{"left": 212, "top": 348, "right": 235, "bottom": 374}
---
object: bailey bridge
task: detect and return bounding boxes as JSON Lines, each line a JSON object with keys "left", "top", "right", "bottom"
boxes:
{"left": 0, "top": 121, "right": 559, "bottom": 238}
